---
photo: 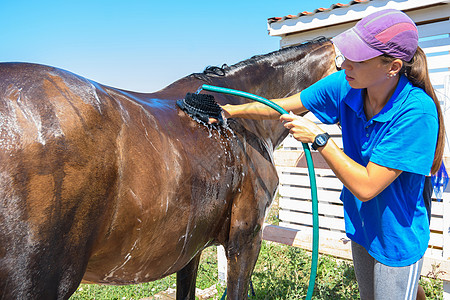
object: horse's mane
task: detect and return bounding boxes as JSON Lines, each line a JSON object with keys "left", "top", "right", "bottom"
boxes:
{"left": 191, "top": 37, "right": 329, "bottom": 82}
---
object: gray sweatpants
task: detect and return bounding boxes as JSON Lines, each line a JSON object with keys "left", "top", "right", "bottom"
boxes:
{"left": 351, "top": 241, "right": 423, "bottom": 300}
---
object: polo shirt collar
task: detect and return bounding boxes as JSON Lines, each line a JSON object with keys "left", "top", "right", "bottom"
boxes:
{"left": 344, "top": 74, "right": 412, "bottom": 122}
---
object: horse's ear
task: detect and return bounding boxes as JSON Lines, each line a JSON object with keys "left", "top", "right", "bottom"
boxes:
{"left": 203, "top": 66, "right": 226, "bottom": 76}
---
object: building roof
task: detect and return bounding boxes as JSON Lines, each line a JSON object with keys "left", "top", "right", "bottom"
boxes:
{"left": 267, "top": 0, "right": 370, "bottom": 24}
{"left": 267, "top": 0, "right": 450, "bottom": 38}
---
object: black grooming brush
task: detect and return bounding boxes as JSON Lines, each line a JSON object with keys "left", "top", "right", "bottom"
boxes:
{"left": 177, "top": 93, "right": 224, "bottom": 125}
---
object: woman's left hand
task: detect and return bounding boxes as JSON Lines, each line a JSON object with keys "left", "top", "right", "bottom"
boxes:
{"left": 280, "top": 113, "right": 325, "bottom": 144}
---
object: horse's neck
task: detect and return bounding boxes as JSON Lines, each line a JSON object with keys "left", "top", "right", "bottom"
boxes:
{"left": 213, "top": 41, "right": 335, "bottom": 152}
{"left": 223, "top": 44, "right": 335, "bottom": 99}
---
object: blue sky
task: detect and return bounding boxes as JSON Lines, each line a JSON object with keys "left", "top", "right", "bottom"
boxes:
{"left": 0, "top": 0, "right": 338, "bottom": 92}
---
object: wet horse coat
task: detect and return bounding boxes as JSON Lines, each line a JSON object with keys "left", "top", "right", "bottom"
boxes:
{"left": 0, "top": 39, "right": 336, "bottom": 299}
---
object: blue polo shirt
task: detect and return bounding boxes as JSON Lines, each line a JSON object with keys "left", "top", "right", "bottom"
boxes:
{"left": 301, "top": 70, "right": 438, "bottom": 267}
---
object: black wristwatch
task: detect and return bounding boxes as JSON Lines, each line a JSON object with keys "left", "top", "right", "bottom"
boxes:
{"left": 311, "top": 132, "right": 330, "bottom": 150}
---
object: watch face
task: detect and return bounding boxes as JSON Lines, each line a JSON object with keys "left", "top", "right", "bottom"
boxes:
{"left": 313, "top": 133, "right": 329, "bottom": 150}
{"left": 317, "top": 135, "right": 326, "bottom": 146}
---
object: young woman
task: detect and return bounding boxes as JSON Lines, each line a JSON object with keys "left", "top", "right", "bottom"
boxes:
{"left": 215, "top": 9, "right": 445, "bottom": 300}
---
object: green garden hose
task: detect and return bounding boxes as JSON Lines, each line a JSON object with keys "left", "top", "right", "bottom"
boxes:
{"left": 202, "top": 84, "right": 319, "bottom": 300}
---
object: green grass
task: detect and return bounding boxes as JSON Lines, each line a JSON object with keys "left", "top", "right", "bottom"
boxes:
{"left": 70, "top": 199, "right": 444, "bottom": 299}
{"left": 71, "top": 275, "right": 176, "bottom": 299}
{"left": 250, "top": 242, "right": 359, "bottom": 299}
{"left": 70, "top": 241, "right": 443, "bottom": 299}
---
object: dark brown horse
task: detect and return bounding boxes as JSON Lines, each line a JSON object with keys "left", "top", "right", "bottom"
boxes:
{"left": 0, "top": 39, "right": 336, "bottom": 299}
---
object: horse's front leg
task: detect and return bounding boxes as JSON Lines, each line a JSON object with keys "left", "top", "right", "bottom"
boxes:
{"left": 225, "top": 183, "right": 267, "bottom": 299}
{"left": 223, "top": 144, "right": 278, "bottom": 299}
{"left": 225, "top": 234, "right": 262, "bottom": 299}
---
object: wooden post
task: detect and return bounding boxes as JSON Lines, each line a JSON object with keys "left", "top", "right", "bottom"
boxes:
{"left": 217, "top": 245, "right": 227, "bottom": 284}
{"left": 445, "top": 281, "right": 450, "bottom": 300}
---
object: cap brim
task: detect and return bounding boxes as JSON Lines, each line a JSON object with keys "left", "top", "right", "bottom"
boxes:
{"left": 332, "top": 28, "right": 383, "bottom": 62}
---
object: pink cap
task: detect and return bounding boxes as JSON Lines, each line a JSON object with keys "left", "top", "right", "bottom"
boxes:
{"left": 332, "top": 9, "right": 418, "bottom": 62}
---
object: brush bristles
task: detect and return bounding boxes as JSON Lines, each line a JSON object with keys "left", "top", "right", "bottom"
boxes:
{"left": 184, "top": 93, "right": 222, "bottom": 117}
{"left": 176, "top": 93, "right": 224, "bottom": 125}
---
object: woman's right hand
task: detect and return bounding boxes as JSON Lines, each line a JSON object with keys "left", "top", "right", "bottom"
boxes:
{"left": 280, "top": 113, "right": 324, "bottom": 144}
{"left": 209, "top": 104, "right": 231, "bottom": 124}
